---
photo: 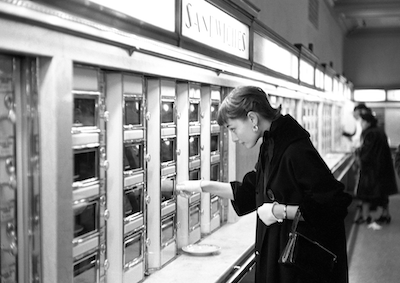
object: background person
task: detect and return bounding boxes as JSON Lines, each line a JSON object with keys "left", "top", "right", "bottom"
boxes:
{"left": 343, "top": 103, "right": 372, "bottom": 150}
{"left": 342, "top": 103, "right": 373, "bottom": 219}
{"left": 177, "top": 86, "right": 352, "bottom": 283}
{"left": 354, "top": 112, "right": 398, "bottom": 224}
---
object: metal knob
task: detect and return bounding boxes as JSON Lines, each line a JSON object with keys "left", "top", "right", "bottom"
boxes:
{"left": 1, "top": 242, "right": 18, "bottom": 256}
{"left": 100, "top": 244, "right": 106, "bottom": 255}
{"left": 5, "top": 158, "right": 15, "bottom": 175}
{"left": 100, "top": 195, "right": 106, "bottom": 206}
{"left": 6, "top": 222, "right": 16, "bottom": 239}
{"left": 145, "top": 195, "right": 151, "bottom": 204}
{"left": 101, "top": 160, "right": 109, "bottom": 170}
{"left": 4, "top": 94, "right": 14, "bottom": 109}
{"left": 101, "top": 111, "right": 109, "bottom": 122}
{"left": 104, "top": 209, "right": 110, "bottom": 220}
{"left": 104, "top": 259, "right": 110, "bottom": 270}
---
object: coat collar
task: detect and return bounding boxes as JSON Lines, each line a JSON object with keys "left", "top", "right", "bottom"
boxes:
{"left": 263, "top": 115, "right": 309, "bottom": 150}
{"left": 260, "top": 114, "right": 310, "bottom": 183}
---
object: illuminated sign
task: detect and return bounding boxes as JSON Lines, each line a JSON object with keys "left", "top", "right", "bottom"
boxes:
{"left": 182, "top": 0, "right": 250, "bottom": 59}
{"left": 387, "top": 90, "right": 400, "bottom": 101}
{"left": 253, "top": 33, "right": 298, "bottom": 79}
{"left": 354, "top": 89, "right": 386, "bottom": 102}
{"left": 89, "top": 0, "right": 175, "bottom": 32}
{"left": 299, "top": 59, "right": 314, "bottom": 86}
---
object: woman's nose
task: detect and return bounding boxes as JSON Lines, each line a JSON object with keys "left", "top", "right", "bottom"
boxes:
{"left": 230, "top": 132, "right": 238, "bottom": 142}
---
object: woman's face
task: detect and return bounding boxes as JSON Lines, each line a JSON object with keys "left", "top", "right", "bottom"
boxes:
{"left": 226, "top": 117, "right": 259, "bottom": 149}
{"left": 360, "top": 119, "right": 370, "bottom": 130}
{"left": 353, "top": 109, "right": 361, "bottom": 120}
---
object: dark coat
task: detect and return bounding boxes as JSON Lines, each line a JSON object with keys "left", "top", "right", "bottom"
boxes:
{"left": 356, "top": 125, "right": 398, "bottom": 204}
{"left": 395, "top": 144, "right": 400, "bottom": 178}
{"left": 231, "top": 115, "right": 352, "bottom": 283}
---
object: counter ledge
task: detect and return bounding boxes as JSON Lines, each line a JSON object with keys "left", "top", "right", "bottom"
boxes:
{"left": 143, "top": 212, "right": 257, "bottom": 283}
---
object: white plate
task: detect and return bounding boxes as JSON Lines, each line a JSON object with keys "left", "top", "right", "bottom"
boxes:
{"left": 182, "top": 244, "right": 221, "bottom": 256}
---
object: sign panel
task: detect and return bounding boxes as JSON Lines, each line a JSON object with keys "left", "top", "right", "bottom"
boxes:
{"left": 182, "top": 0, "right": 250, "bottom": 60}
{"left": 90, "top": 0, "right": 175, "bottom": 32}
{"left": 254, "top": 33, "right": 298, "bottom": 79}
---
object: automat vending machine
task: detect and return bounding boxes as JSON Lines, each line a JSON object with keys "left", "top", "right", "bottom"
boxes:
{"left": 0, "top": 55, "right": 20, "bottom": 283}
{"left": 121, "top": 74, "right": 146, "bottom": 283}
{"left": 72, "top": 65, "right": 109, "bottom": 283}
{"left": 200, "top": 86, "right": 223, "bottom": 234}
{"left": 146, "top": 79, "right": 178, "bottom": 273}
{"left": 0, "top": 55, "right": 41, "bottom": 283}
{"left": 105, "top": 72, "right": 147, "bottom": 283}
{"left": 176, "top": 82, "right": 202, "bottom": 249}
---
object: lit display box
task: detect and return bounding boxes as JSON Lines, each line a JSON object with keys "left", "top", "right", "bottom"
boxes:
{"left": 120, "top": 75, "right": 146, "bottom": 283}
{"left": 146, "top": 78, "right": 178, "bottom": 272}
{"left": 175, "top": 83, "right": 202, "bottom": 249}
{"left": 72, "top": 65, "right": 108, "bottom": 283}
{"left": 200, "top": 86, "right": 223, "bottom": 235}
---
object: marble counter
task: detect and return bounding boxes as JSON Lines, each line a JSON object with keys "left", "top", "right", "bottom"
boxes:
{"left": 323, "top": 152, "right": 349, "bottom": 171}
{"left": 143, "top": 213, "right": 257, "bottom": 283}
{"left": 322, "top": 152, "right": 355, "bottom": 181}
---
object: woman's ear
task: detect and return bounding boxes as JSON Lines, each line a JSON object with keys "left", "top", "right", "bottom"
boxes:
{"left": 247, "top": 111, "right": 258, "bottom": 126}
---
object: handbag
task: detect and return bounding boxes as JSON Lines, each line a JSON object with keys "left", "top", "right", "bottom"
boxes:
{"left": 278, "top": 209, "right": 337, "bottom": 282}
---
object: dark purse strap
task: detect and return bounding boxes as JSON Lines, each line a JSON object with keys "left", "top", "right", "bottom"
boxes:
{"left": 290, "top": 208, "right": 302, "bottom": 233}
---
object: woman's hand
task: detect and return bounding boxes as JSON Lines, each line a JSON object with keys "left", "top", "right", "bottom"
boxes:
{"left": 257, "top": 202, "right": 282, "bottom": 226}
{"left": 176, "top": 180, "right": 202, "bottom": 195}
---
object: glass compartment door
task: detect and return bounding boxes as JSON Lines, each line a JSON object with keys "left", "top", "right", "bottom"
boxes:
{"left": 0, "top": 54, "right": 41, "bottom": 282}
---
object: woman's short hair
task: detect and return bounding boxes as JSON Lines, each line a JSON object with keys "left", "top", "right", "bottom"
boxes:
{"left": 354, "top": 103, "right": 372, "bottom": 115}
{"left": 360, "top": 112, "right": 378, "bottom": 127}
{"left": 217, "top": 86, "right": 281, "bottom": 126}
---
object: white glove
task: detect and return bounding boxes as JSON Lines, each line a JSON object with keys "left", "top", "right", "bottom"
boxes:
{"left": 257, "top": 202, "right": 282, "bottom": 226}
{"left": 176, "top": 180, "right": 202, "bottom": 196}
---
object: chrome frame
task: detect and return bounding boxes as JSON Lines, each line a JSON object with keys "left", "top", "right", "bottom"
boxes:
{"left": 188, "top": 134, "right": 201, "bottom": 161}
{"left": 123, "top": 140, "right": 144, "bottom": 175}
{"left": 73, "top": 249, "right": 99, "bottom": 283}
{"left": 210, "top": 196, "right": 220, "bottom": 219}
{"left": 188, "top": 99, "right": 200, "bottom": 126}
{"left": 73, "top": 196, "right": 100, "bottom": 242}
{"left": 73, "top": 146, "right": 100, "bottom": 185}
{"left": 210, "top": 133, "right": 220, "bottom": 155}
{"left": 124, "top": 184, "right": 144, "bottom": 221}
{"left": 160, "top": 136, "right": 176, "bottom": 170}
{"left": 160, "top": 213, "right": 176, "bottom": 248}
{"left": 72, "top": 91, "right": 100, "bottom": 131}
{"left": 160, "top": 98, "right": 176, "bottom": 128}
{"left": 123, "top": 93, "right": 144, "bottom": 130}
{"left": 189, "top": 202, "right": 201, "bottom": 232}
{"left": 124, "top": 229, "right": 145, "bottom": 270}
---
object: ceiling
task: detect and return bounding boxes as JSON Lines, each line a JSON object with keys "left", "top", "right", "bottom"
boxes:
{"left": 329, "top": 0, "right": 400, "bottom": 35}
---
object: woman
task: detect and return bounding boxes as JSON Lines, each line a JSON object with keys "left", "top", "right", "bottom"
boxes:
{"left": 342, "top": 103, "right": 372, "bottom": 149}
{"left": 177, "top": 86, "right": 352, "bottom": 283}
{"left": 355, "top": 112, "right": 398, "bottom": 224}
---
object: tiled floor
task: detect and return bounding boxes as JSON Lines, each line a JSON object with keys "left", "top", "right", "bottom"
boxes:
{"left": 348, "top": 194, "right": 400, "bottom": 283}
